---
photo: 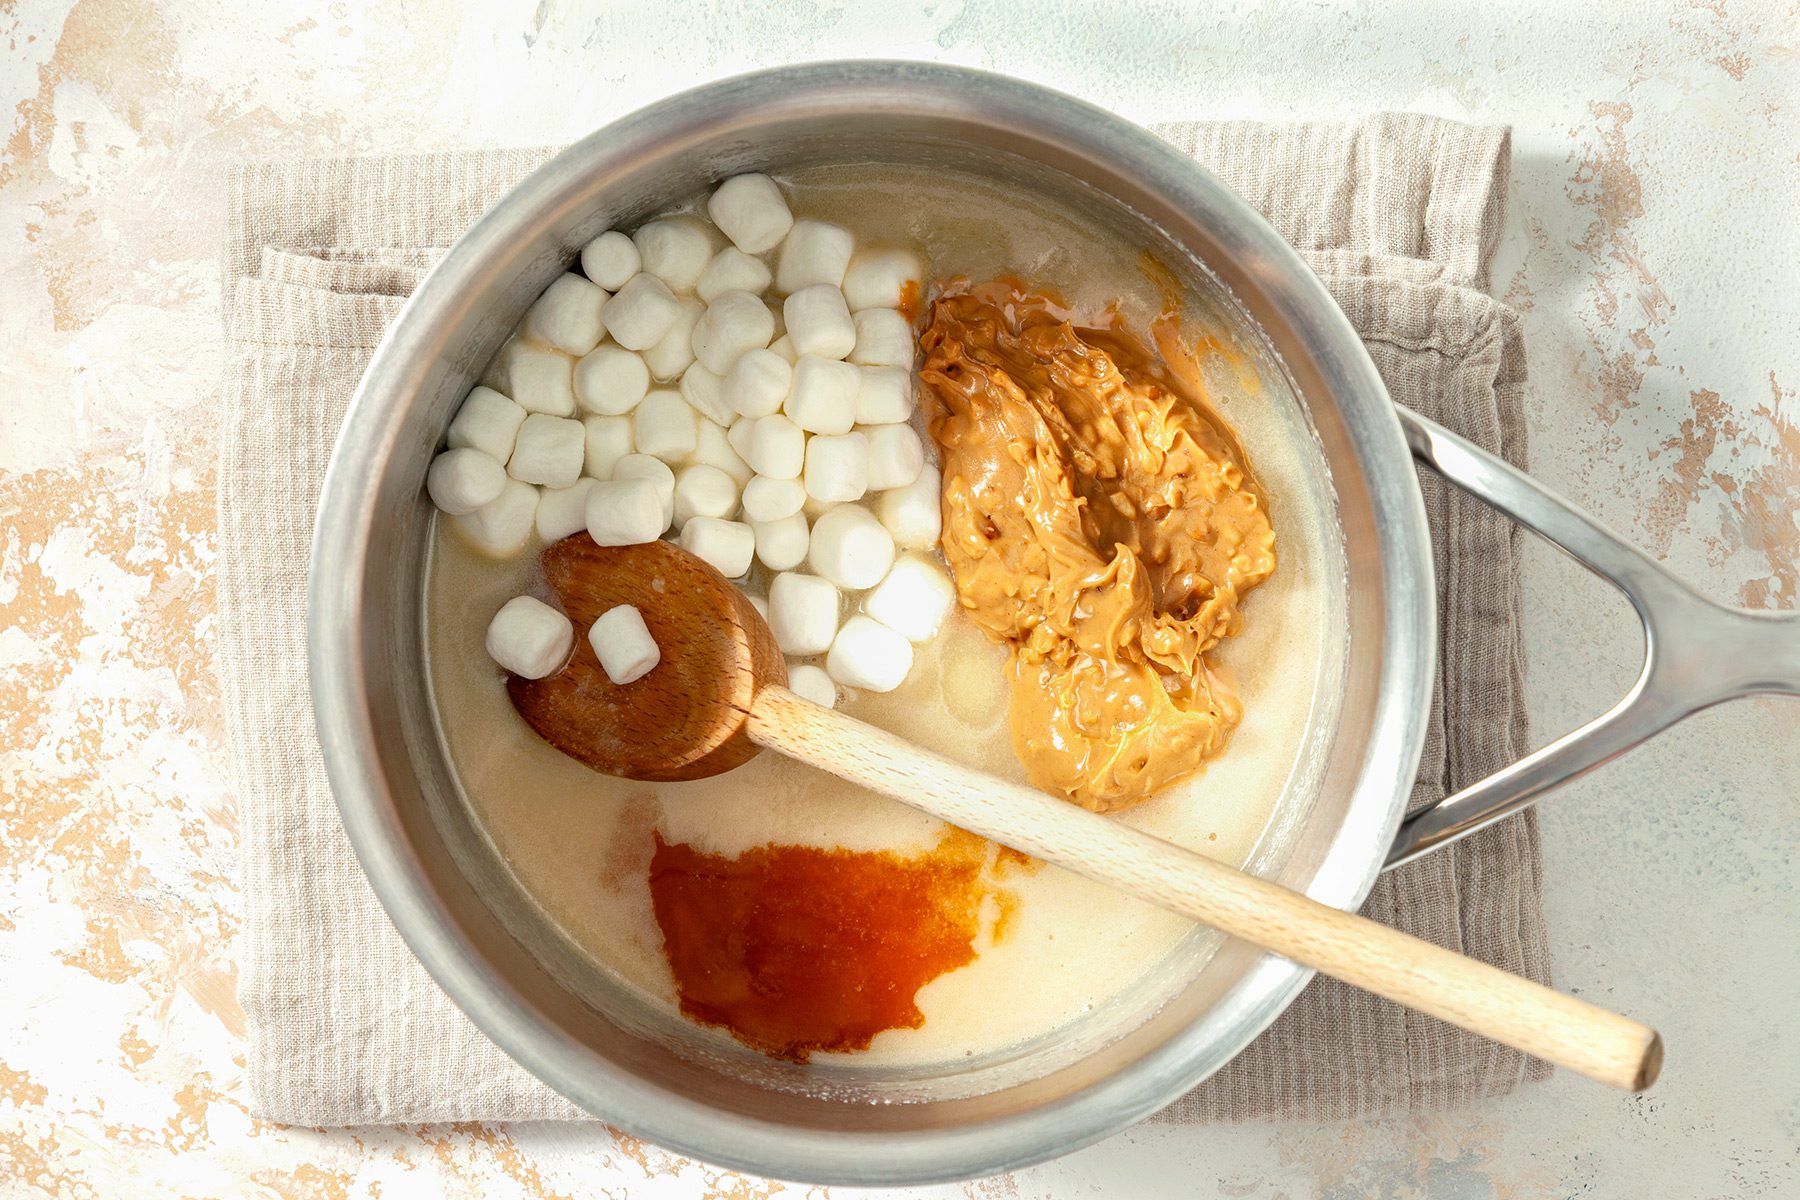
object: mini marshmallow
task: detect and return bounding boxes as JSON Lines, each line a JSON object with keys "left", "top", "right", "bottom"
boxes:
{"left": 678, "top": 364, "right": 735, "bottom": 427}
{"left": 427, "top": 447, "right": 506, "bottom": 515}
{"left": 503, "top": 341, "right": 577, "bottom": 416}
{"left": 784, "top": 355, "right": 861, "bottom": 434}
{"left": 726, "top": 416, "right": 758, "bottom": 463}
{"left": 633, "top": 217, "right": 718, "bottom": 292}
{"left": 535, "top": 477, "right": 598, "bottom": 542}
{"left": 826, "top": 615, "right": 914, "bottom": 693}
{"left": 785, "top": 663, "right": 837, "bottom": 708}
{"left": 876, "top": 462, "right": 942, "bottom": 550}
{"left": 580, "top": 230, "right": 640, "bottom": 290}
{"left": 603, "top": 273, "right": 683, "bottom": 351}
{"left": 679, "top": 517, "right": 756, "bottom": 578}
{"left": 485, "top": 595, "right": 574, "bottom": 679}
{"left": 843, "top": 246, "right": 925, "bottom": 312}
{"left": 768, "top": 335, "right": 798, "bottom": 364}
{"left": 753, "top": 512, "right": 810, "bottom": 571}
{"left": 807, "top": 503, "right": 895, "bottom": 589}
{"left": 673, "top": 463, "right": 740, "bottom": 527}
{"left": 854, "top": 365, "right": 915, "bottom": 425}
{"left": 697, "top": 246, "right": 773, "bottom": 303}
{"left": 455, "top": 479, "right": 539, "bottom": 558}
{"left": 864, "top": 554, "right": 955, "bottom": 641}
{"left": 612, "top": 453, "right": 676, "bottom": 526}
{"left": 589, "top": 604, "right": 660, "bottom": 685}
{"left": 741, "top": 474, "right": 806, "bottom": 523}
{"left": 864, "top": 422, "right": 926, "bottom": 491}
{"left": 447, "top": 386, "right": 527, "bottom": 462}
{"left": 768, "top": 571, "right": 840, "bottom": 655}
{"left": 689, "top": 416, "right": 752, "bottom": 484}
{"left": 803, "top": 431, "right": 869, "bottom": 503}
{"left": 776, "top": 219, "right": 854, "bottom": 293}
{"left": 582, "top": 414, "right": 633, "bottom": 479}
{"left": 783, "top": 285, "right": 856, "bottom": 360}
{"left": 745, "top": 414, "right": 805, "bottom": 479}
{"left": 574, "top": 345, "right": 651, "bottom": 415}
{"left": 633, "top": 389, "right": 698, "bottom": 461}
{"left": 691, "top": 289, "right": 776, "bottom": 375}
{"left": 708, "top": 173, "right": 794, "bottom": 254}
{"left": 749, "top": 594, "right": 769, "bottom": 621}
{"left": 849, "top": 307, "right": 915, "bottom": 367}
{"left": 507, "top": 413, "right": 586, "bottom": 488}
{"left": 723, "top": 348, "right": 791, "bottom": 419}
{"left": 585, "top": 476, "right": 668, "bottom": 545}
{"left": 641, "top": 297, "right": 703, "bottom": 382}
{"left": 527, "top": 273, "right": 608, "bottom": 356}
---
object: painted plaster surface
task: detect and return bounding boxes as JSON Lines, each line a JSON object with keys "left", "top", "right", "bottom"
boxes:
{"left": 2, "top": 1, "right": 1795, "bottom": 1196}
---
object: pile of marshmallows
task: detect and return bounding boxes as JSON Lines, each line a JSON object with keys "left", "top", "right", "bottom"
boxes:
{"left": 429, "top": 173, "right": 958, "bottom": 708}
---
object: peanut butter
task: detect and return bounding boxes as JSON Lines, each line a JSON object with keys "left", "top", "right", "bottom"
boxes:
{"left": 918, "top": 280, "right": 1277, "bottom": 812}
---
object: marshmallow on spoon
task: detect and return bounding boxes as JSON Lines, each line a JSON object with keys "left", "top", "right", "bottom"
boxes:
{"left": 427, "top": 447, "right": 506, "bottom": 515}
{"left": 455, "top": 479, "right": 539, "bottom": 558}
{"left": 603, "top": 273, "right": 683, "bottom": 351}
{"left": 752, "top": 512, "right": 810, "bottom": 571}
{"left": 585, "top": 477, "right": 668, "bottom": 545}
{"left": 691, "top": 289, "right": 776, "bottom": 375}
{"left": 574, "top": 345, "right": 651, "bottom": 415}
{"left": 803, "top": 431, "right": 869, "bottom": 503}
{"left": 807, "top": 503, "right": 895, "bottom": 589}
{"left": 589, "top": 604, "right": 661, "bottom": 685}
{"left": 581, "top": 414, "right": 633, "bottom": 480}
{"left": 485, "top": 596, "right": 574, "bottom": 679}
{"left": 768, "top": 571, "right": 840, "bottom": 655}
{"left": 447, "top": 387, "right": 526, "bottom": 463}
{"left": 689, "top": 417, "right": 753, "bottom": 484}
{"left": 535, "top": 477, "right": 598, "bottom": 541}
{"left": 580, "top": 230, "right": 641, "bottom": 290}
{"left": 507, "top": 413, "right": 587, "bottom": 488}
{"left": 745, "top": 414, "right": 805, "bottom": 479}
{"left": 864, "top": 554, "right": 955, "bottom": 641}
{"left": 854, "top": 366, "right": 915, "bottom": 425}
{"left": 527, "top": 273, "right": 608, "bottom": 356}
{"left": 784, "top": 662, "right": 837, "bottom": 708}
{"left": 503, "top": 342, "right": 577, "bottom": 416}
{"left": 784, "top": 355, "right": 861, "bottom": 434}
{"left": 722, "top": 348, "right": 792, "bottom": 419}
{"left": 612, "top": 454, "right": 677, "bottom": 526}
{"left": 672, "top": 463, "right": 741, "bottom": 527}
{"left": 641, "top": 296, "right": 703, "bottom": 382}
{"left": 864, "top": 422, "right": 926, "bottom": 491}
{"left": 708, "top": 174, "right": 794, "bottom": 255}
{"left": 776, "top": 219, "right": 854, "bottom": 292}
{"left": 877, "top": 462, "right": 942, "bottom": 550}
{"left": 826, "top": 615, "right": 914, "bottom": 693}
{"left": 849, "top": 308, "right": 915, "bottom": 368}
{"left": 679, "top": 517, "right": 756, "bottom": 578}
{"left": 783, "top": 285, "right": 856, "bottom": 360}
{"left": 633, "top": 217, "right": 718, "bottom": 292}
{"left": 697, "top": 246, "right": 773, "bottom": 302}
{"left": 842, "top": 246, "right": 925, "bottom": 312}
{"left": 633, "top": 389, "right": 699, "bottom": 461}
{"left": 741, "top": 474, "right": 806, "bottom": 523}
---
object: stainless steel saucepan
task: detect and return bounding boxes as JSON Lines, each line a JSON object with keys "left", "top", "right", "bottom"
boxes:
{"left": 308, "top": 61, "right": 1800, "bottom": 1185}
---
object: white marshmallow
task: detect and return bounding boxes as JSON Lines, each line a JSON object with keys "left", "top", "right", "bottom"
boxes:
{"left": 782, "top": 285, "right": 856, "bottom": 360}
{"left": 585, "top": 477, "right": 668, "bottom": 545}
{"left": 826, "top": 615, "right": 913, "bottom": 693}
{"left": 745, "top": 414, "right": 805, "bottom": 479}
{"left": 843, "top": 246, "right": 925, "bottom": 312}
{"left": 803, "top": 431, "right": 869, "bottom": 503}
{"left": 527, "top": 273, "right": 608, "bottom": 356}
{"left": 784, "top": 355, "right": 861, "bottom": 434}
{"left": 641, "top": 296, "right": 703, "bottom": 382}
{"left": 768, "top": 335, "right": 798, "bottom": 364}
{"left": 807, "top": 503, "right": 895, "bottom": 589}
{"left": 708, "top": 173, "right": 794, "bottom": 254}
{"left": 679, "top": 517, "right": 756, "bottom": 578}
{"left": 691, "top": 289, "right": 776, "bottom": 375}
{"left": 673, "top": 463, "right": 740, "bottom": 526}
{"left": 485, "top": 596, "right": 574, "bottom": 679}
{"left": 574, "top": 345, "right": 651, "bottom": 415}
{"left": 507, "top": 413, "right": 587, "bottom": 488}
{"left": 864, "top": 553, "right": 955, "bottom": 641}
{"left": 589, "top": 604, "right": 660, "bottom": 685}
{"left": 752, "top": 512, "right": 811, "bottom": 571}
{"left": 768, "top": 571, "right": 840, "bottom": 655}
{"left": 582, "top": 414, "right": 633, "bottom": 479}
{"left": 776, "top": 219, "right": 853, "bottom": 293}
{"left": 785, "top": 662, "right": 837, "bottom": 708}
{"left": 454, "top": 479, "right": 539, "bottom": 558}
{"left": 678, "top": 363, "right": 735, "bottom": 427}
{"left": 427, "top": 447, "right": 506, "bottom": 515}
{"left": 726, "top": 416, "right": 758, "bottom": 464}
{"left": 581, "top": 230, "right": 641, "bottom": 290}
{"left": 741, "top": 474, "right": 806, "bottom": 523}
{"left": 612, "top": 454, "right": 676, "bottom": 526}
{"left": 503, "top": 341, "right": 577, "bottom": 416}
{"left": 633, "top": 389, "right": 698, "bottom": 461}
{"left": 633, "top": 217, "right": 718, "bottom": 292}
{"left": 697, "top": 246, "right": 773, "bottom": 303}
{"left": 849, "top": 308, "right": 915, "bottom": 367}
{"left": 689, "top": 417, "right": 752, "bottom": 484}
{"left": 535, "top": 477, "right": 598, "bottom": 542}
{"left": 722, "top": 348, "right": 792, "bottom": 419}
{"left": 855, "top": 365, "right": 915, "bottom": 425}
{"left": 448, "top": 386, "right": 527, "bottom": 461}
{"left": 877, "top": 463, "right": 942, "bottom": 550}
{"left": 864, "top": 422, "right": 926, "bottom": 491}
{"left": 603, "top": 273, "right": 683, "bottom": 351}
{"left": 748, "top": 593, "right": 769, "bottom": 621}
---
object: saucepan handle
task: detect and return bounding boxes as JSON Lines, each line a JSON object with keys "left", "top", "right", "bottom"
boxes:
{"left": 1385, "top": 408, "right": 1800, "bottom": 869}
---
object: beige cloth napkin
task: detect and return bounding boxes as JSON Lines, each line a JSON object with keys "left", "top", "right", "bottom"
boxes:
{"left": 219, "top": 114, "right": 1548, "bottom": 1128}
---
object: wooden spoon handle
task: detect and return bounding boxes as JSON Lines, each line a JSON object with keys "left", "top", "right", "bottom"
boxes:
{"left": 747, "top": 686, "right": 1662, "bottom": 1092}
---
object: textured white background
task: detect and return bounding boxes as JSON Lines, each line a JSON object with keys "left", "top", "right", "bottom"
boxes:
{"left": 2, "top": 1, "right": 1796, "bottom": 1197}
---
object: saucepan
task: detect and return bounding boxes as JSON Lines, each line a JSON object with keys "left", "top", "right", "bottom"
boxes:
{"left": 307, "top": 61, "right": 1800, "bottom": 1184}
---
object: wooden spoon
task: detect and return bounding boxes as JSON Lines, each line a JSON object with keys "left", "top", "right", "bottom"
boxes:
{"left": 511, "top": 536, "right": 1663, "bottom": 1093}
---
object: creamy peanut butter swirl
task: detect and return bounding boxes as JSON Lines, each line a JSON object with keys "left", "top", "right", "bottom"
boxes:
{"left": 918, "top": 280, "right": 1277, "bottom": 812}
